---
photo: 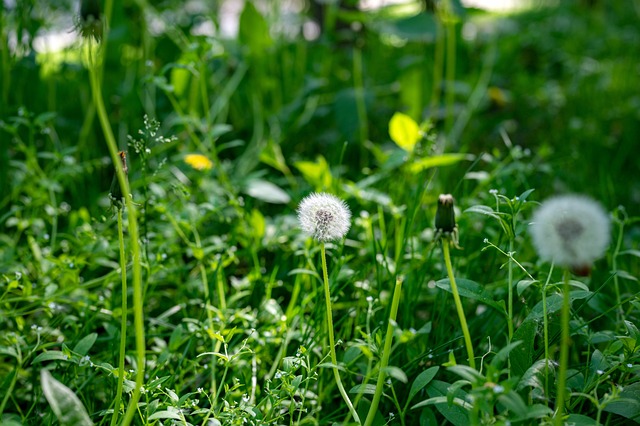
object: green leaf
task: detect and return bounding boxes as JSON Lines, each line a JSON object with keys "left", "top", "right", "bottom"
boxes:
{"left": 564, "top": 414, "right": 602, "bottom": 425}
{"left": 517, "top": 279, "right": 538, "bottom": 296}
{"left": 491, "top": 340, "right": 522, "bottom": 371}
{"left": 244, "top": 179, "right": 290, "bottom": 204}
{"left": 408, "top": 366, "right": 440, "bottom": 404}
{"left": 40, "top": 370, "right": 93, "bottom": 426}
{"left": 73, "top": 333, "right": 97, "bottom": 356}
{"left": 435, "top": 278, "right": 505, "bottom": 314}
{"left": 511, "top": 320, "right": 537, "bottom": 379}
{"left": 383, "top": 365, "right": 408, "bottom": 383}
{"left": 249, "top": 208, "right": 266, "bottom": 239}
{"left": 602, "top": 382, "right": 640, "bottom": 422}
{"left": 524, "top": 291, "right": 592, "bottom": 322}
{"left": 148, "top": 408, "right": 183, "bottom": 421}
{"left": 422, "top": 380, "right": 470, "bottom": 426}
{"left": 349, "top": 384, "right": 378, "bottom": 395}
{"left": 32, "top": 351, "right": 69, "bottom": 364}
{"left": 389, "top": 112, "right": 420, "bottom": 153}
{"left": 408, "top": 154, "right": 467, "bottom": 174}
{"left": 294, "top": 156, "right": 332, "bottom": 190}
{"left": 238, "top": 2, "right": 272, "bottom": 54}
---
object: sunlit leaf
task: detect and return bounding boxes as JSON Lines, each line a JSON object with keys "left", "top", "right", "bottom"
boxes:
{"left": 389, "top": 112, "right": 420, "bottom": 153}
{"left": 41, "top": 370, "right": 93, "bottom": 426}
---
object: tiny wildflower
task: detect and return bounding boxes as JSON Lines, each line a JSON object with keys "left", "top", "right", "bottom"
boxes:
{"left": 184, "top": 154, "right": 213, "bottom": 171}
{"left": 297, "top": 193, "right": 351, "bottom": 242}
{"left": 530, "top": 194, "right": 610, "bottom": 272}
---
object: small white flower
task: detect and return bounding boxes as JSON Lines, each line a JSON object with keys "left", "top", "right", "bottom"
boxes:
{"left": 530, "top": 195, "right": 610, "bottom": 269}
{"left": 297, "top": 193, "right": 351, "bottom": 242}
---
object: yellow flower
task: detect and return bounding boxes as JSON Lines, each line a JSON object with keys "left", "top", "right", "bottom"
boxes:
{"left": 184, "top": 154, "right": 213, "bottom": 171}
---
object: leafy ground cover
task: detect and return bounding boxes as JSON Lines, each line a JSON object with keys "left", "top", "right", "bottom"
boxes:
{"left": 1, "top": 1, "right": 639, "bottom": 425}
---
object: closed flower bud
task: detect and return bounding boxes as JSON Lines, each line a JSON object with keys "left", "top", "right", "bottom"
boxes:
{"left": 530, "top": 194, "right": 610, "bottom": 273}
{"left": 435, "top": 194, "right": 456, "bottom": 233}
{"left": 297, "top": 193, "right": 351, "bottom": 242}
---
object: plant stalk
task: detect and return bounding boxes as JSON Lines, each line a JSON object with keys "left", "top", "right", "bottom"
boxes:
{"left": 320, "top": 243, "right": 361, "bottom": 424}
{"left": 554, "top": 269, "right": 571, "bottom": 425}
{"left": 364, "top": 277, "right": 403, "bottom": 426}
{"left": 442, "top": 242, "right": 475, "bottom": 369}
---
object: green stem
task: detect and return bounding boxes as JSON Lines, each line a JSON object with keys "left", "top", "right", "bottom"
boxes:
{"left": 554, "top": 269, "right": 571, "bottom": 425}
{"left": 320, "top": 244, "right": 360, "bottom": 424}
{"left": 442, "top": 242, "right": 475, "bottom": 369}
{"left": 88, "top": 34, "right": 145, "bottom": 426}
{"left": 542, "top": 263, "right": 554, "bottom": 406}
{"left": 507, "top": 239, "right": 514, "bottom": 376}
{"left": 111, "top": 209, "right": 128, "bottom": 426}
{"left": 364, "top": 277, "right": 403, "bottom": 426}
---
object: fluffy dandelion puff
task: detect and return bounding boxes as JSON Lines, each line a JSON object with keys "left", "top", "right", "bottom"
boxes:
{"left": 530, "top": 194, "right": 610, "bottom": 269}
{"left": 297, "top": 193, "right": 351, "bottom": 242}
{"left": 184, "top": 154, "right": 213, "bottom": 171}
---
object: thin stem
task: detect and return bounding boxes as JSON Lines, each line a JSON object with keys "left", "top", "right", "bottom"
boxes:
{"left": 111, "top": 209, "right": 128, "bottom": 426}
{"left": 88, "top": 39, "right": 145, "bottom": 426}
{"left": 542, "top": 262, "right": 554, "bottom": 407}
{"left": 554, "top": 269, "right": 571, "bottom": 425}
{"left": 364, "top": 277, "right": 403, "bottom": 426}
{"left": 507, "top": 239, "right": 514, "bottom": 377}
{"left": 320, "top": 243, "right": 361, "bottom": 424}
{"left": 442, "top": 242, "right": 475, "bottom": 369}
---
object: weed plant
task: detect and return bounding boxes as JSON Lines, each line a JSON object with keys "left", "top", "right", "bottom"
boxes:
{"left": 1, "top": 1, "right": 639, "bottom": 425}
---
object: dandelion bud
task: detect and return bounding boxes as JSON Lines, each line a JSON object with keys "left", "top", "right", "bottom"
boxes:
{"left": 76, "top": 0, "right": 103, "bottom": 42}
{"left": 297, "top": 193, "right": 351, "bottom": 242}
{"left": 530, "top": 194, "right": 610, "bottom": 274}
{"left": 109, "top": 151, "right": 128, "bottom": 210}
{"left": 435, "top": 194, "right": 456, "bottom": 233}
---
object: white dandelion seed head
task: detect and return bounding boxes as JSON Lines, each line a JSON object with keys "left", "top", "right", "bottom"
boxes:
{"left": 297, "top": 193, "right": 351, "bottom": 242}
{"left": 530, "top": 195, "right": 610, "bottom": 268}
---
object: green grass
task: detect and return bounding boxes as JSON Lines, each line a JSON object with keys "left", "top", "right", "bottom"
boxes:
{"left": 1, "top": 1, "right": 640, "bottom": 425}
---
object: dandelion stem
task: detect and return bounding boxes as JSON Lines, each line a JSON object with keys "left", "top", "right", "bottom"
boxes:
{"left": 88, "top": 34, "right": 145, "bottom": 426}
{"left": 442, "top": 242, "right": 475, "bottom": 369}
{"left": 507, "top": 239, "right": 514, "bottom": 377}
{"left": 554, "top": 269, "right": 571, "bottom": 425}
{"left": 542, "top": 263, "right": 554, "bottom": 406}
{"left": 320, "top": 243, "right": 360, "bottom": 424}
{"left": 111, "top": 209, "right": 128, "bottom": 426}
{"left": 364, "top": 277, "right": 403, "bottom": 426}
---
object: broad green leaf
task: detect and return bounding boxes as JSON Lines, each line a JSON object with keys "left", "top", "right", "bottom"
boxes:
{"left": 389, "top": 112, "right": 420, "bottom": 153}
{"left": 448, "top": 365, "right": 484, "bottom": 383}
{"left": 238, "top": 2, "right": 272, "bottom": 54}
{"left": 409, "top": 153, "right": 467, "bottom": 173}
{"left": 491, "top": 340, "right": 522, "bottom": 371}
{"left": 603, "top": 382, "right": 640, "bottom": 422}
{"left": 294, "top": 156, "right": 332, "bottom": 190}
{"left": 517, "top": 279, "right": 538, "bottom": 296}
{"left": 73, "top": 333, "right": 97, "bottom": 356}
{"left": 565, "top": 414, "right": 602, "bottom": 425}
{"left": 408, "top": 366, "right": 439, "bottom": 404}
{"left": 40, "top": 370, "right": 93, "bottom": 426}
{"left": 511, "top": 320, "right": 537, "bottom": 379}
{"left": 418, "top": 380, "right": 470, "bottom": 426}
{"left": 249, "top": 209, "right": 265, "bottom": 239}
{"left": 244, "top": 179, "right": 290, "bottom": 204}
{"left": 435, "top": 278, "right": 506, "bottom": 315}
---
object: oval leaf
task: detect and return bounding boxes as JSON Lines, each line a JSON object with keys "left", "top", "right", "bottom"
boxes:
{"left": 389, "top": 112, "right": 420, "bottom": 153}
